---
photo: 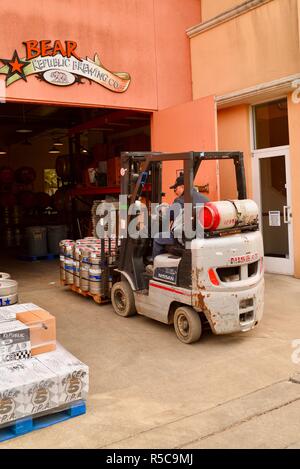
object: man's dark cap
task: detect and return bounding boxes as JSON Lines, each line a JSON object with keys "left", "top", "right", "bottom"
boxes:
{"left": 170, "top": 175, "right": 184, "bottom": 189}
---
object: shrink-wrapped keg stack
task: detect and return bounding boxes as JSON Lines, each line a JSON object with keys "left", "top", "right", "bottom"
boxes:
{"left": 79, "top": 246, "right": 92, "bottom": 292}
{"left": 64, "top": 242, "right": 75, "bottom": 285}
{"left": 59, "top": 236, "right": 118, "bottom": 300}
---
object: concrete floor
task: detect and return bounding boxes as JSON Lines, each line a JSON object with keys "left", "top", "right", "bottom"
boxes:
{"left": 1, "top": 255, "right": 300, "bottom": 449}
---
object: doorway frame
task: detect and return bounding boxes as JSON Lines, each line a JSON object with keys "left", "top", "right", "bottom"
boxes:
{"left": 252, "top": 145, "right": 294, "bottom": 275}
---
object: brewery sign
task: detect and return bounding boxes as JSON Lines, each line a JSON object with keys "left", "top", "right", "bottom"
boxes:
{"left": 0, "top": 40, "right": 131, "bottom": 92}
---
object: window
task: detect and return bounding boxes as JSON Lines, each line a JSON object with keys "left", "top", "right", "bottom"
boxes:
{"left": 253, "top": 98, "right": 289, "bottom": 150}
{"left": 44, "top": 169, "right": 58, "bottom": 196}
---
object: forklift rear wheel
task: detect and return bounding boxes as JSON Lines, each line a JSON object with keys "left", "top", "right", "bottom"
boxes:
{"left": 111, "top": 281, "right": 137, "bottom": 317}
{"left": 174, "top": 306, "right": 202, "bottom": 344}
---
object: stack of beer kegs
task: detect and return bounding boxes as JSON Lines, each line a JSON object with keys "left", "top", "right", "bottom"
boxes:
{"left": 0, "top": 274, "right": 18, "bottom": 307}
{"left": 59, "top": 236, "right": 118, "bottom": 299}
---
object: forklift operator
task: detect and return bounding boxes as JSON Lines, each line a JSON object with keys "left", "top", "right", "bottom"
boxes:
{"left": 151, "top": 175, "right": 209, "bottom": 260}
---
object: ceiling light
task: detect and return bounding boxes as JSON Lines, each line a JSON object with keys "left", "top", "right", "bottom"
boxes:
{"left": 49, "top": 146, "right": 60, "bottom": 154}
{"left": 80, "top": 146, "right": 88, "bottom": 154}
{"left": 16, "top": 129, "right": 33, "bottom": 133}
{"left": 53, "top": 139, "right": 63, "bottom": 147}
{"left": 0, "top": 149, "right": 7, "bottom": 155}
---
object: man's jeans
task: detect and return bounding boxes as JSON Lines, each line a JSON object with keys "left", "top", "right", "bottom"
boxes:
{"left": 152, "top": 232, "right": 175, "bottom": 258}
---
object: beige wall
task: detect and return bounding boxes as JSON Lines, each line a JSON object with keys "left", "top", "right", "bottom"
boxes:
{"left": 217, "top": 105, "right": 252, "bottom": 199}
{"left": 201, "top": 0, "right": 243, "bottom": 21}
{"left": 288, "top": 95, "right": 300, "bottom": 278}
{"left": 191, "top": 0, "right": 300, "bottom": 99}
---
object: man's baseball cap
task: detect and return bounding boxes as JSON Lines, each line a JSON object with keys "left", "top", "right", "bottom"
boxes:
{"left": 170, "top": 175, "right": 184, "bottom": 189}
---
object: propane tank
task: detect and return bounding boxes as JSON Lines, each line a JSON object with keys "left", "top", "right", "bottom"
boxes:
{"left": 200, "top": 200, "right": 258, "bottom": 231}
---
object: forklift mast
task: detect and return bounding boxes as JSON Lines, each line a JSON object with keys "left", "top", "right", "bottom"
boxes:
{"left": 120, "top": 151, "right": 247, "bottom": 204}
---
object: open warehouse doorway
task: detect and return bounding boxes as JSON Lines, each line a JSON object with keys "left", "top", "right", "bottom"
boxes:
{"left": 0, "top": 102, "right": 151, "bottom": 262}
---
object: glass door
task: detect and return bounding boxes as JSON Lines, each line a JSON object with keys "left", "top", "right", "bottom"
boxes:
{"left": 253, "top": 147, "right": 294, "bottom": 275}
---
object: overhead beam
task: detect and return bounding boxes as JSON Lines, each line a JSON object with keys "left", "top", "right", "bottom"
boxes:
{"left": 68, "top": 110, "right": 150, "bottom": 135}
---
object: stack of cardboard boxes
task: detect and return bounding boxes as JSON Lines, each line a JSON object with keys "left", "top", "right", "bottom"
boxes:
{"left": 0, "top": 304, "right": 89, "bottom": 427}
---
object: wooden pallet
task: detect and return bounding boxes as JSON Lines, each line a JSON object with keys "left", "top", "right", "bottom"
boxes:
{"left": 0, "top": 400, "right": 86, "bottom": 443}
{"left": 61, "top": 280, "right": 110, "bottom": 304}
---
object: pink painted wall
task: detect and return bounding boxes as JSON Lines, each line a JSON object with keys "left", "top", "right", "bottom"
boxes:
{"left": 0, "top": 0, "right": 200, "bottom": 111}
{"left": 151, "top": 96, "right": 217, "bottom": 203}
{"left": 153, "top": 0, "right": 200, "bottom": 110}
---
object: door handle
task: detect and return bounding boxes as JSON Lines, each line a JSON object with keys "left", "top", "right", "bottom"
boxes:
{"left": 284, "top": 206, "right": 291, "bottom": 224}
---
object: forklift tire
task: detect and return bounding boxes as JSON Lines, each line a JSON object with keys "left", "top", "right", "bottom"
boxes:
{"left": 174, "top": 306, "right": 202, "bottom": 344}
{"left": 111, "top": 281, "right": 137, "bottom": 317}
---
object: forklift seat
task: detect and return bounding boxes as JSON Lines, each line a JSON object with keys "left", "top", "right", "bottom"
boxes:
{"left": 165, "top": 244, "right": 184, "bottom": 257}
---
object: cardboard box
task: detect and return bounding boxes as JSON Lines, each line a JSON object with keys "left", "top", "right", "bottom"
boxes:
{"left": 0, "top": 359, "right": 58, "bottom": 425}
{"left": 16, "top": 304, "right": 56, "bottom": 356}
{"left": 0, "top": 303, "right": 41, "bottom": 323}
{"left": 0, "top": 320, "right": 31, "bottom": 364}
{"left": 37, "top": 343, "right": 89, "bottom": 405}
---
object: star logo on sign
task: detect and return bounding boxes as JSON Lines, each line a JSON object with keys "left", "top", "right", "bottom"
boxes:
{"left": 5, "top": 298, "right": 10, "bottom": 305}
{"left": 0, "top": 49, "right": 30, "bottom": 83}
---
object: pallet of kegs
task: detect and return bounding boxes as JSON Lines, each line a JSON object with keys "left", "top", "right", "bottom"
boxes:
{"left": 0, "top": 274, "right": 18, "bottom": 307}
{"left": 59, "top": 237, "right": 119, "bottom": 304}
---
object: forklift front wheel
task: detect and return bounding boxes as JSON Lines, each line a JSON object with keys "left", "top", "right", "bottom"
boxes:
{"left": 174, "top": 306, "right": 202, "bottom": 344}
{"left": 111, "top": 281, "right": 137, "bottom": 317}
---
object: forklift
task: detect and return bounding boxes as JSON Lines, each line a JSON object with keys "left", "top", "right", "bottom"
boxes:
{"left": 111, "top": 151, "right": 264, "bottom": 344}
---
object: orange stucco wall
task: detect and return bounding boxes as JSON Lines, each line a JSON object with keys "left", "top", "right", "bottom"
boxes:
{"left": 0, "top": 0, "right": 200, "bottom": 111}
{"left": 201, "top": 0, "right": 243, "bottom": 21}
{"left": 217, "top": 105, "right": 252, "bottom": 199}
{"left": 151, "top": 96, "right": 217, "bottom": 203}
{"left": 288, "top": 95, "right": 300, "bottom": 278}
{"left": 191, "top": 0, "right": 300, "bottom": 99}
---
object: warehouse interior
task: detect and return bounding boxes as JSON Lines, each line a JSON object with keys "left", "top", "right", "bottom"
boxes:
{"left": 0, "top": 102, "right": 151, "bottom": 261}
